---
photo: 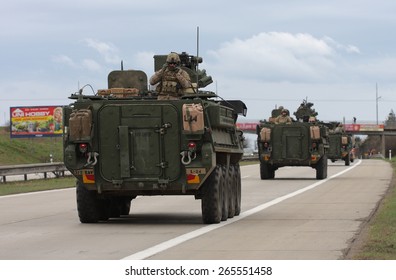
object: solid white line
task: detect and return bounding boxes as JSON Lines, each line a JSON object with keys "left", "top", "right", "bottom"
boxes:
{"left": 0, "top": 187, "right": 74, "bottom": 199}
{"left": 122, "top": 159, "right": 362, "bottom": 260}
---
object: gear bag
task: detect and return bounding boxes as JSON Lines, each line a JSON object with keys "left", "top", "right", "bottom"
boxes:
{"left": 69, "top": 109, "right": 92, "bottom": 141}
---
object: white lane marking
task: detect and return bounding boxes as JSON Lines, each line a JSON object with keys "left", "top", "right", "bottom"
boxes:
{"left": 122, "top": 160, "right": 362, "bottom": 260}
{"left": 0, "top": 187, "right": 74, "bottom": 199}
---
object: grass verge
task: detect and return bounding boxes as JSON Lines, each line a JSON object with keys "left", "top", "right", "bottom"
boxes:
{"left": 0, "top": 176, "right": 76, "bottom": 196}
{"left": 350, "top": 158, "right": 396, "bottom": 259}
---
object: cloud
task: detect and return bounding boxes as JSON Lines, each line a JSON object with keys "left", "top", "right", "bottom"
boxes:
{"left": 84, "top": 38, "right": 120, "bottom": 64}
{"left": 323, "top": 36, "right": 361, "bottom": 54}
{"left": 206, "top": 32, "right": 360, "bottom": 83}
{"left": 51, "top": 55, "right": 76, "bottom": 67}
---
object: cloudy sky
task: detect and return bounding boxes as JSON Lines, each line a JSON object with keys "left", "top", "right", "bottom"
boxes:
{"left": 1, "top": 0, "right": 396, "bottom": 125}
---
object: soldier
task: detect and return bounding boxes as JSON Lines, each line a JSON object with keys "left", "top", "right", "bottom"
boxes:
{"left": 149, "top": 52, "right": 192, "bottom": 100}
{"left": 334, "top": 123, "right": 344, "bottom": 133}
{"left": 275, "top": 109, "right": 292, "bottom": 124}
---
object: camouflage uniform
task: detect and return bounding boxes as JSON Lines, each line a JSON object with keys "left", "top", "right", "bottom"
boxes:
{"left": 334, "top": 124, "right": 344, "bottom": 133}
{"left": 149, "top": 52, "right": 192, "bottom": 100}
{"left": 275, "top": 109, "right": 292, "bottom": 124}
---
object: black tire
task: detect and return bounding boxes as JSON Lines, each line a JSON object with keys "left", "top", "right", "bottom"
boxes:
{"left": 260, "top": 162, "right": 274, "bottom": 179}
{"left": 120, "top": 198, "right": 132, "bottom": 215}
{"left": 201, "top": 165, "right": 223, "bottom": 224}
{"left": 221, "top": 165, "right": 229, "bottom": 221}
{"left": 76, "top": 181, "right": 100, "bottom": 223}
{"left": 234, "top": 164, "right": 242, "bottom": 216}
{"left": 227, "top": 165, "right": 235, "bottom": 219}
{"left": 344, "top": 154, "right": 350, "bottom": 166}
{"left": 316, "top": 155, "right": 328, "bottom": 179}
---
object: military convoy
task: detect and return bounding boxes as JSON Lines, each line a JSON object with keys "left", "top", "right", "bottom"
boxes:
{"left": 256, "top": 100, "right": 330, "bottom": 180}
{"left": 63, "top": 51, "right": 247, "bottom": 224}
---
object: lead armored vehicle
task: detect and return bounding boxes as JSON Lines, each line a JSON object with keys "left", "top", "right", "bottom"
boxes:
{"left": 63, "top": 51, "right": 247, "bottom": 224}
{"left": 256, "top": 100, "right": 329, "bottom": 179}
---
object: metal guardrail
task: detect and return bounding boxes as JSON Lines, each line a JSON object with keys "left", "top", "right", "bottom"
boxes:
{"left": 0, "top": 157, "right": 256, "bottom": 183}
{"left": 0, "top": 162, "right": 68, "bottom": 183}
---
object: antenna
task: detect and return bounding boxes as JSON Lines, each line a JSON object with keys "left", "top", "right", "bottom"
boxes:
{"left": 196, "top": 26, "right": 199, "bottom": 92}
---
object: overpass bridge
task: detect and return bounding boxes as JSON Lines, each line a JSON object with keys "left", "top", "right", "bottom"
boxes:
{"left": 236, "top": 122, "right": 396, "bottom": 135}
{"left": 236, "top": 122, "right": 396, "bottom": 156}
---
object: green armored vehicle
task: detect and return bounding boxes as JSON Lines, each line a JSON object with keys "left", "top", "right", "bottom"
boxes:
{"left": 256, "top": 100, "right": 329, "bottom": 180}
{"left": 63, "top": 52, "right": 247, "bottom": 224}
{"left": 326, "top": 122, "right": 354, "bottom": 166}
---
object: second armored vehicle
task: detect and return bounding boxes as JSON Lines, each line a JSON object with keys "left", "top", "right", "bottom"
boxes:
{"left": 326, "top": 122, "right": 354, "bottom": 166}
{"left": 256, "top": 100, "right": 329, "bottom": 179}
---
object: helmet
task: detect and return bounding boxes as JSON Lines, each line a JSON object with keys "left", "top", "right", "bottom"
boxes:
{"left": 166, "top": 52, "right": 181, "bottom": 64}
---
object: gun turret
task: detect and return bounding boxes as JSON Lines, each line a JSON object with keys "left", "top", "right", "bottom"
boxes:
{"left": 294, "top": 99, "right": 318, "bottom": 122}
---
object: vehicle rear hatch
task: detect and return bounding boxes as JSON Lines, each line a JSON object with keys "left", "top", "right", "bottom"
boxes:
{"left": 97, "top": 103, "right": 181, "bottom": 182}
{"left": 328, "top": 134, "right": 341, "bottom": 157}
{"left": 271, "top": 125, "right": 310, "bottom": 160}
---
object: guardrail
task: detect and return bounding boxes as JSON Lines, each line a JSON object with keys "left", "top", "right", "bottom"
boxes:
{"left": 0, "top": 157, "right": 257, "bottom": 184}
{"left": 0, "top": 162, "right": 68, "bottom": 183}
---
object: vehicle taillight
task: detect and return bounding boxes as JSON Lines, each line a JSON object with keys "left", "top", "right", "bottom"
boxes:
{"left": 188, "top": 141, "right": 196, "bottom": 151}
{"left": 264, "top": 142, "right": 269, "bottom": 148}
{"left": 79, "top": 143, "right": 88, "bottom": 153}
{"left": 312, "top": 142, "right": 317, "bottom": 149}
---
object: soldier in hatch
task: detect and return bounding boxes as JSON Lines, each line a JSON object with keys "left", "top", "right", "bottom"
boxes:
{"left": 149, "top": 52, "right": 192, "bottom": 100}
{"left": 275, "top": 109, "right": 292, "bottom": 124}
{"left": 334, "top": 123, "right": 344, "bottom": 133}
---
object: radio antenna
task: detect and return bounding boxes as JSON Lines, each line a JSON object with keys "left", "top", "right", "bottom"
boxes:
{"left": 196, "top": 26, "right": 199, "bottom": 92}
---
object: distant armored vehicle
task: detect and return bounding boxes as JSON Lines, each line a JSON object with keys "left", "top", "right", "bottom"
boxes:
{"left": 326, "top": 122, "right": 354, "bottom": 165}
{"left": 256, "top": 100, "right": 329, "bottom": 179}
{"left": 63, "top": 51, "right": 247, "bottom": 224}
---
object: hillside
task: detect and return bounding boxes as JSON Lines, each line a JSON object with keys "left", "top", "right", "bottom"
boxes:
{"left": 0, "top": 126, "right": 63, "bottom": 165}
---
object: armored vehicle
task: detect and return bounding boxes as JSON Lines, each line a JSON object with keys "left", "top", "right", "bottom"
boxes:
{"left": 326, "top": 122, "right": 354, "bottom": 166}
{"left": 63, "top": 52, "right": 246, "bottom": 224}
{"left": 256, "top": 100, "right": 329, "bottom": 180}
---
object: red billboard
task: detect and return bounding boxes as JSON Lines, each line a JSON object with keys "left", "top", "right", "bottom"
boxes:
{"left": 344, "top": 124, "right": 384, "bottom": 132}
{"left": 10, "top": 106, "right": 63, "bottom": 138}
{"left": 236, "top": 122, "right": 259, "bottom": 131}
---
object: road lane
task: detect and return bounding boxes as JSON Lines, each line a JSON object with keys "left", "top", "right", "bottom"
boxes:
{"left": 0, "top": 159, "right": 392, "bottom": 260}
{"left": 140, "top": 159, "right": 392, "bottom": 259}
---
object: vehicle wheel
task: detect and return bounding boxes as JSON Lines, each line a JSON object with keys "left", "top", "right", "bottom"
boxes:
{"left": 76, "top": 181, "right": 100, "bottom": 223}
{"left": 120, "top": 198, "right": 132, "bottom": 215}
{"left": 234, "top": 164, "right": 242, "bottom": 216}
{"left": 221, "top": 165, "right": 229, "bottom": 221}
{"left": 344, "top": 154, "right": 350, "bottom": 166}
{"left": 260, "top": 162, "right": 274, "bottom": 179}
{"left": 201, "top": 165, "right": 223, "bottom": 224}
{"left": 316, "top": 155, "right": 328, "bottom": 179}
{"left": 227, "top": 166, "right": 235, "bottom": 219}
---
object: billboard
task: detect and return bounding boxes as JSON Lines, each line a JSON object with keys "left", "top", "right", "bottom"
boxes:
{"left": 236, "top": 122, "right": 259, "bottom": 131}
{"left": 344, "top": 124, "right": 384, "bottom": 132}
{"left": 10, "top": 106, "right": 63, "bottom": 138}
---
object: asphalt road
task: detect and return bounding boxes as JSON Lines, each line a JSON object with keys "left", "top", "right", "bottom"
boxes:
{"left": 0, "top": 159, "right": 392, "bottom": 260}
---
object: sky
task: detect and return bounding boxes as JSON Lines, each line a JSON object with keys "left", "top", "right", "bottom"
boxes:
{"left": 1, "top": 0, "right": 396, "bottom": 126}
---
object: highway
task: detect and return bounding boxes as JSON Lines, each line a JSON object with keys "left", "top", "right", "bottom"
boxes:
{"left": 0, "top": 159, "right": 392, "bottom": 260}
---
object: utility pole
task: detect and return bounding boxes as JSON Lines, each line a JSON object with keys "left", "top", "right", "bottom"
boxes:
{"left": 376, "top": 83, "right": 381, "bottom": 125}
